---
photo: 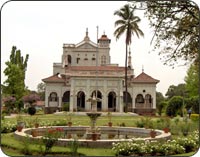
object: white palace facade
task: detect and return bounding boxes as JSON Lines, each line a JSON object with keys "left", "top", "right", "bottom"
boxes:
{"left": 42, "top": 30, "right": 159, "bottom": 114}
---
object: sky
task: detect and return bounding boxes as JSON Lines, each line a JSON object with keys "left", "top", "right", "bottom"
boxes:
{"left": 1, "top": 0, "right": 198, "bottom": 96}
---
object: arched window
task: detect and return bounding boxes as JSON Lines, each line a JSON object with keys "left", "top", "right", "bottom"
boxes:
{"left": 101, "top": 55, "right": 106, "bottom": 65}
{"left": 145, "top": 94, "right": 152, "bottom": 103}
{"left": 135, "top": 94, "right": 144, "bottom": 103}
{"left": 49, "top": 92, "right": 58, "bottom": 102}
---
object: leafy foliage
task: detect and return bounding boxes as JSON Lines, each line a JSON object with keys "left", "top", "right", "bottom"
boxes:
{"left": 22, "top": 93, "right": 40, "bottom": 105}
{"left": 132, "top": 1, "right": 199, "bottom": 66}
{"left": 27, "top": 106, "right": 36, "bottom": 116}
{"left": 3, "top": 62, "right": 25, "bottom": 99}
{"left": 3, "top": 46, "right": 29, "bottom": 103}
{"left": 37, "top": 82, "right": 46, "bottom": 101}
{"left": 157, "top": 101, "right": 168, "bottom": 116}
{"left": 165, "top": 84, "right": 188, "bottom": 99}
{"left": 185, "top": 63, "right": 198, "bottom": 97}
{"left": 112, "top": 130, "right": 199, "bottom": 156}
{"left": 166, "top": 96, "right": 183, "bottom": 117}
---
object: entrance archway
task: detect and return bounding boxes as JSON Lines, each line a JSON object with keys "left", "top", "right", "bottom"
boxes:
{"left": 91, "top": 90, "right": 102, "bottom": 111}
{"left": 77, "top": 91, "right": 85, "bottom": 111}
{"left": 62, "top": 91, "right": 70, "bottom": 103}
{"left": 108, "top": 91, "right": 116, "bottom": 112}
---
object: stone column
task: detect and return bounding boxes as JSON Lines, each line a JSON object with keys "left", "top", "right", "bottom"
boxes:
{"left": 119, "top": 91, "right": 123, "bottom": 112}
{"left": 70, "top": 94, "right": 74, "bottom": 112}
{"left": 45, "top": 91, "right": 49, "bottom": 107}
{"left": 115, "top": 96, "right": 119, "bottom": 112}
{"left": 102, "top": 95, "right": 107, "bottom": 111}
{"left": 153, "top": 91, "right": 156, "bottom": 109}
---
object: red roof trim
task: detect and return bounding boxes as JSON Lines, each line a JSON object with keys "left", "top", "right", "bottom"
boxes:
{"left": 132, "top": 72, "right": 159, "bottom": 83}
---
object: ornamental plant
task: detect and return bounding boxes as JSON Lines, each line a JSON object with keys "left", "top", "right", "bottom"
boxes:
{"left": 112, "top": 130, "right": 199, "bottom": 156}
{"left": 42, "top": 127, "right": 64, "bottom": 153}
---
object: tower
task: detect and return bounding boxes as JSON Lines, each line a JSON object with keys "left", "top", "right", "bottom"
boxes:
{"left": 97, "top": 32, "right": 111, "bottom": 65}
{"left": 98, "top": 31, "right": 111, "bottom": 48}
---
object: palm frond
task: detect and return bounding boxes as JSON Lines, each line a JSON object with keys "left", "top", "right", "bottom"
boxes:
{"left": 114, "top": 19, "right": 126, "bottom": 27}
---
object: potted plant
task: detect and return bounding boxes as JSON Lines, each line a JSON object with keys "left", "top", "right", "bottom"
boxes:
{"left": 163, "top": 117, "right": 171, "bottom": 133}
{"left": 150, "top": 129, "right": 157, "bottom": 138}
{"left": 31, "top": 129, "right": 38, "bottom": 137}
{"left": 16, "top": 114, "right": 25, "bottom": 132}
{"left": 107, "top": 112, "right": 112, "bottom": 127}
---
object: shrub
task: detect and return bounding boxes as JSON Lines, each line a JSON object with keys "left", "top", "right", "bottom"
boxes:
{"left": 28, "top": 106, "right": 36, "bottom": 115}
{"left": 62, "top": 103, "right": 69, "bottom": 111}
{"left": 166, "top": 96, "right": 183, "bottom": 117}
{"left": 69, "top": 139, "right": 79, "bottom": 156}
{"left": 190, "top": 114, "right": 199, "bottom": 121}
{"left": 112, "top": 131, "right": 199, "bottom": 156}
{"left": 157, "top": 101, "right": 167, "bottom": 116}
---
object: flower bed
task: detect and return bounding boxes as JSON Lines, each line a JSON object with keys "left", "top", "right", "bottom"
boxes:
{"left": 112, "top": 130, "right": 199, "bottom": 156}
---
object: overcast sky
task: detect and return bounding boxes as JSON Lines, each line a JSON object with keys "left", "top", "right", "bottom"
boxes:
{"left": 1, "top": 0, "right": 198, "bottom": 96}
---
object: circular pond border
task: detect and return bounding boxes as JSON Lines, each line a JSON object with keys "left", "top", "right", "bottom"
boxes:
{"left": 14, "top": 126, "right": 171, "bottom": 148}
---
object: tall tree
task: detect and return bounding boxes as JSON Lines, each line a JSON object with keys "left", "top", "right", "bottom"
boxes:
{"left": 165, "top": 83, "right": 188, "bottom": 99}
{"left": 185, "top": 62, "right": 198, "bottom": 97}
{"left": 37, "top": 82, "right": 46, "bottom": 101}
{"left": 3, "top": 46, "right": 29, "bottom": 100}
{"left": 131, "top": 1, "right": 199, "bottom": 66}
{"left": 114, "top": 4, "right": 144, "bottom": 111}
{"left": 3, "top": 62, "right": 25, "bottom": 99}
{"left": 9, "top": 46, "right": 29, "bottom": 85}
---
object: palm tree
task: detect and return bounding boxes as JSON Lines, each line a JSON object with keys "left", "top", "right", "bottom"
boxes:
{"left": 114, "top": 4, "right": 144, "bottom": 112}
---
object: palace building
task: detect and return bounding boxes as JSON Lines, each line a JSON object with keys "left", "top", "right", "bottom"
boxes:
{"left": 42, "top": 29, "right": 159, "bottom": 114}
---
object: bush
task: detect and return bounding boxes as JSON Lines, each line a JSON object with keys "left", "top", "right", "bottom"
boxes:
{"left": 166, "top": 96, "right": 183, "bottom": 117}
{"left": 28, "top": 106, "right": 36, "bottom": 116}
{"left": 190, "top": 114, "right": 199, "bottom": 121}
{"left": 112, "top": 130, "right": 199, "bottom": 156}
{"left": 62, "top": 103, "right": 69, "bottom": 111}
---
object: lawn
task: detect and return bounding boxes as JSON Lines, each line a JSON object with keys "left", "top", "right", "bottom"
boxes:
{"left": 1, "top": 112, "right": 199, "bottom": 156}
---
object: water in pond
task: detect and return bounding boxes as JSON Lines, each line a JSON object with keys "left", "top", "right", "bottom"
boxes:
{"left": 59, "top": 130, "right": 149, "bottom": 140}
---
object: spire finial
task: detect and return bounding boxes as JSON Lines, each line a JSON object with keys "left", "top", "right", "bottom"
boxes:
{"left": 86, "top": 28, "right": 88, "bottom": 36}
{"left": 142, "top": 65, "right": 144, "bottom": 72}
{"left": 103, "top": 30, "right": 105, "bottom": 35}
{"left": 84, "top": 27, "right": 90, "bottom": 41}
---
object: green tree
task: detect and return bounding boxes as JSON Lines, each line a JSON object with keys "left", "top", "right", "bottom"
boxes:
{"left": 3, "top": 62, "right": 25, "bottom": 99}
{"left": 131, "top": 1, "right": 199, "bottom": 66}
{"left": 157, "top": 101, "right": 168, "bottom": 116}
{"left": 166, "top": 96, "right": 183, "bottom": 117}
{"left": 156, "top": 92, "right": 165, "bottom": 105}
{"left": 184, "top": 63, "right": 198, "bottom": 97}
{"left": 3, "top": 46, "right": 29, "bottom": 99}
{"left": 37, "top": 82, "right": 46, "bottom": 101}
{"left": 114, "top": 4, "right": 144, "bottom": 111}
{"left": 165, "top": 83, "right": 188, "bottom": 99}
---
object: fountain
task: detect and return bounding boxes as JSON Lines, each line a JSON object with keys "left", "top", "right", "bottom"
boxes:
{"left": 86, "top": 93, "right": 102, "bottom": 140}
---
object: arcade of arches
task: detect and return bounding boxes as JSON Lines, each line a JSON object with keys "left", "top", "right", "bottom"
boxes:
{"left": 46, "top": 90, "right": 153, "bottom": 113}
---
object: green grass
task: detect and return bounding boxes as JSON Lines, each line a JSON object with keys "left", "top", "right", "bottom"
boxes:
{"left": 172, "top": 151, "right": 197, "bottom": 156}
{"left": 1, "top": 133, "right": 115, "bottom": 156}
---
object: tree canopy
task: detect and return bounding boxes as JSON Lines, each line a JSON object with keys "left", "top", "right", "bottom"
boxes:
{"left": 131, "top": 0, "right": 199, "bottom": 66}
{"left": 184, "top": 63, "right": 198, "bottom": 97}
{"left": 165, "top": 83, "right": 188, "bottom": 99}
{"left": 3, "top": 46, "right": 29, "bottom": 100}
